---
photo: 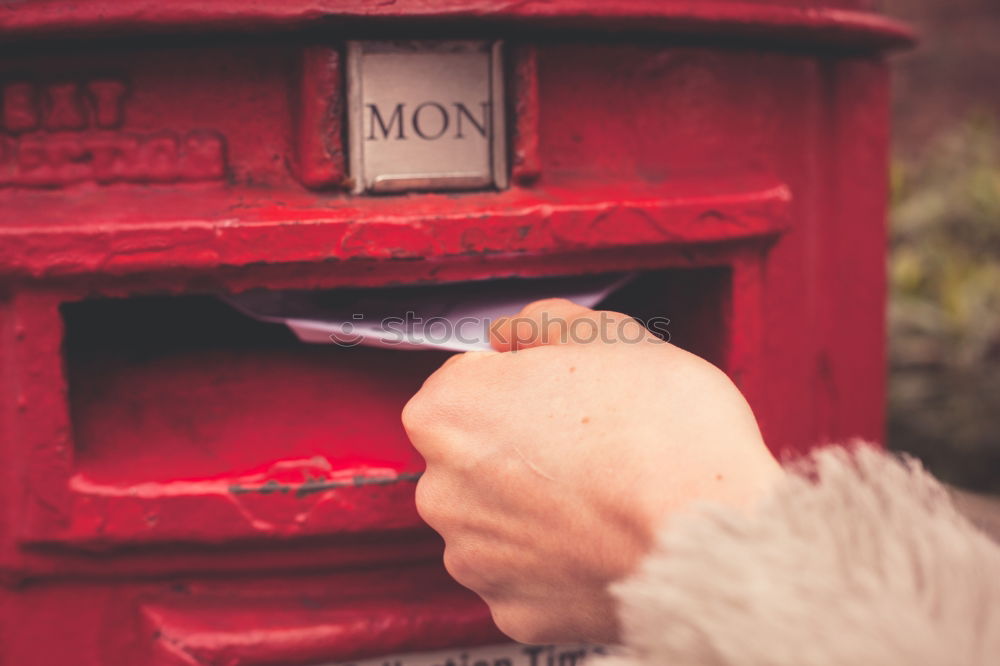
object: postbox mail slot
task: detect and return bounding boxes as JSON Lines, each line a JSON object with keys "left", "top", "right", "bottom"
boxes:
{"left": 31, "top": 268, "right": 732, "bottom": 548}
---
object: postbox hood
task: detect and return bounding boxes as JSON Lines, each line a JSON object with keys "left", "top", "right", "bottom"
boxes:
{"left": 0, "top": 1, "right": 914, "bottom": 52}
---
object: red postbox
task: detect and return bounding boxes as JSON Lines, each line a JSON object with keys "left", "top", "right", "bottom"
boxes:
{"left": 0, "top": 2, "right": 912, "bottom": 664}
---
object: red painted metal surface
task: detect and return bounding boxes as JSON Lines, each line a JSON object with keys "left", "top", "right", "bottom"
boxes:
{"left": 0, "top": 1, "right": 914, "bottom": 49}
{"left": 0, "top": 1, "right": 906, "bottom": 663}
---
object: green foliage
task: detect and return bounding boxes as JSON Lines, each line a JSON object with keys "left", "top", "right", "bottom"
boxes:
{"left": 888, "top": 112, "right": 1000, "bottom": 492}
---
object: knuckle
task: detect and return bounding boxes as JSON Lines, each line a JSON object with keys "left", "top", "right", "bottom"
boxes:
{"left": 490, "top": 604, "right": 545, "bottom": 645}
{"left": 442, "top": 544, "right": 478, "bottom": 589}
{"left": 400, "top": 393, "right": 428, "bottom": 435}
{"left": 404, "top": 369, "right": 464, "bottom": 427}
{"left": 413, "top": 476, "right": 444, "bottom": 527}
{"left": 437, "top": 352, "right": 467, "bottom": 371}
{"left": 401, "top": 385, "right": 455, "bottom": 441}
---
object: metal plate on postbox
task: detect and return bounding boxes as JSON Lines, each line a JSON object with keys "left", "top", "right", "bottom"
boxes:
{"left": 347, "top": 40, "right": 507, "bottom": 194}
{"left": 327, "top": 643, "right": 605, "bottom": 666}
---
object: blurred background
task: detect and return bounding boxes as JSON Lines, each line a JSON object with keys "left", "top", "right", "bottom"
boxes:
{"left": 884, "top": 0, "right": 1000, "bottom": 496}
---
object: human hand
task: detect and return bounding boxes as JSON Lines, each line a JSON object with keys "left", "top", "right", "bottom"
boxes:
{"left": 401, "top": 299, "right": 782, "bottom": 644}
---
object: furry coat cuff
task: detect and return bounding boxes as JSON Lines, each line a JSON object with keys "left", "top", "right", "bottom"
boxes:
{"left": 600, "top": 445, "right": 1000, "bottom": 666}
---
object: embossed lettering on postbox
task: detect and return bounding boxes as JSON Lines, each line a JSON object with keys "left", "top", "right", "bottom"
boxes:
{"left": 325, "top": 642, "right": 604, "bottom": 666}
{"left": 0, "top": 78, "right": 227, "bottom": 187}
{"left": 347, "top": 41, "right": 507, "bottom": 194}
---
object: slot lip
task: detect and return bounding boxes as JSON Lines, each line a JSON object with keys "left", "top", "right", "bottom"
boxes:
{"left": 34, "top": 466, "right": 428, "bottom": 548}
{"left": 139, "top": 565, "right": 503, "bottom": 664}
{"left": 20, "top": 469, "right": 427, "bottom": 549}
{"left": 0, "top": 177, "right": 792, "bottom": 279}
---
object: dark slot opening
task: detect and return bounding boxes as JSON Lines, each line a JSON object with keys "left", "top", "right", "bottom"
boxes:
{"left": 61, "top": 267, "right": 730, "bottom": 486}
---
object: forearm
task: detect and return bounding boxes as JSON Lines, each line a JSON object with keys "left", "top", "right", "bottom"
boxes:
{"left": 603, "top": 445, "right": 1000, "bottom": 666}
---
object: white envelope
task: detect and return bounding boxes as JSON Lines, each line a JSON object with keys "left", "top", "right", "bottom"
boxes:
{"left": 223, "top": 273, "right": 634, "bottom": 352}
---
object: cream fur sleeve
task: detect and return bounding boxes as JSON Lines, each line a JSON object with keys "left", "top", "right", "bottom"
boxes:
{"left": 600, "top": 445, "right": 1000, "bottom": 666}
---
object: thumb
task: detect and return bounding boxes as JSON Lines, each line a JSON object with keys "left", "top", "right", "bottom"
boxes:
{"left": 490, "top": 298, "right": 646, "bottom": 352}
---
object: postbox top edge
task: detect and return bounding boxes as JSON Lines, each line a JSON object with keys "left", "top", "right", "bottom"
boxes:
{"left": 0, "top": 1, "right": 915, "bottom": 51}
